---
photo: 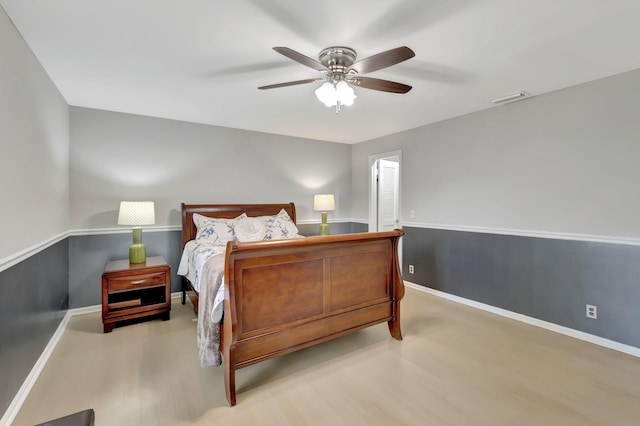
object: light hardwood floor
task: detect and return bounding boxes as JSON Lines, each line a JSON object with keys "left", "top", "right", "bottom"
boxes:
{"left": 12, "top": 287, "right": 640, "bottom": 426}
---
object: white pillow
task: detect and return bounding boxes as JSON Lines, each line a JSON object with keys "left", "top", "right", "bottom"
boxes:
{"left": 235, "top": 217, "right": 267, "bottom": 242}
{"left": 261, "top": 209, "right": 299, "bottom": 240}
{"left": 193, "top": 213, "right": 246, "bottom": 245}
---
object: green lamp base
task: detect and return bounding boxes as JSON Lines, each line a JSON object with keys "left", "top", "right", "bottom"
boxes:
{"left": 129, "top": 227, "right": 147, "bottom": 263}
{"left": 129, "top": 243, "right": 147, "bottom": 264}
{"left": 319, "top": 211, "right": 330, "bottom": 236}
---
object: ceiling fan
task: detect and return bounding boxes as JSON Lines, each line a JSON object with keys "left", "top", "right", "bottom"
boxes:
{"left": 258, "top": 46, "right": 415, "bottom": 113}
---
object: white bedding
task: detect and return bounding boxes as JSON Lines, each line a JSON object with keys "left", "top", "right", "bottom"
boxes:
{"left": 177, "top": 240, "right": 226, "bottom": 323}
{"left": 178, "top": 241, "right": 227, "bottom": 366}
{"left": 177, "top": 240, "right": 221, "bottom": 292}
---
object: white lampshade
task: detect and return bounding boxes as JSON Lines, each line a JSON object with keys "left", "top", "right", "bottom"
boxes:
{"left": 117, "top": 201, "right": 155, "bottom": 226}
{"left": 313, "top": 194, "right": 335, "bottom": 212}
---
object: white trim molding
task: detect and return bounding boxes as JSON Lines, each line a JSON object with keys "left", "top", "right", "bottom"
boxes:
{"left": 0, "top": 226, "right": 181, "bottom": 273}
{"left": 67, "top": 224, "right": 181, "bottom": 237}
{"left": 0, "top": 220, "right": 373, "bottom": 273}
{"left": 405, "top": 281, "right": 640, "bottom": 359}
{"left": 401, "top": 221, "right": 640, "bottom": 247}
{"left": 0, "top": 232, "right": 68, "bottom": 273}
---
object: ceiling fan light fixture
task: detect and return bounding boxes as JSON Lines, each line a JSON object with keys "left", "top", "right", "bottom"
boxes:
{"left": 315, "top": 81, "right": 356, "bottom": 108}
{"left": 315, "top": 82, "right": 337, "bottom": 107}
{"left": 336, "top": 81, "right": 356, "bottom": 106}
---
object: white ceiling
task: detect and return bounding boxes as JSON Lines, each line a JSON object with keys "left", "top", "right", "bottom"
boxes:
{"left": 3, "top": 0, "right": 640, "bottom": 144}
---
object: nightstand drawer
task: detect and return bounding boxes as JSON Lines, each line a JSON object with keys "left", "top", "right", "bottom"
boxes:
{"left": 107, "top": 271, "right": 166, "bottom": 292}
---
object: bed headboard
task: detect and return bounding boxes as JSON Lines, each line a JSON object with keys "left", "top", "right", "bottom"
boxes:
{"left": 181, "top": 202, "right": 297, "bottom": 248}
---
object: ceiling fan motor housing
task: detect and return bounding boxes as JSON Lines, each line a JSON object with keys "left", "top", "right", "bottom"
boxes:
{"left": 319, "top": 47, "right": 357, "bottom": 77}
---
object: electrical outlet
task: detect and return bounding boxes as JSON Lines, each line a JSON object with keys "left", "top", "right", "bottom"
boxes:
{"left": 410, "top": 210, "right": 415, "bottom": 218}
{"left": 586, "top": 304, "right": 597, "bottom": 319}
{"left": 408, "top": 265, "right": 415, "bottom": 274}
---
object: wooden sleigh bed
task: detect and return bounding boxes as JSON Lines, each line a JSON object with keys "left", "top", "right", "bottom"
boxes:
{"left": 180, "top": 203, "right": 405, "bottom": 406}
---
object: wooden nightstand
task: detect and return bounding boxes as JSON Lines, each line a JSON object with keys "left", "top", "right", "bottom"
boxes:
{"left": 102, "top": 256, "right": 171, "bottom": 333}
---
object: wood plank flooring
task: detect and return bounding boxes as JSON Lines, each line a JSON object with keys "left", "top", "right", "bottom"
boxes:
{"left": 12, "top": 287, "right": 640, "bottom": 426}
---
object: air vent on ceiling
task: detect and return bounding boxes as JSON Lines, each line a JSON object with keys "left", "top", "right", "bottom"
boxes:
{"left": 490, "top": 91, "right": 529, "bottom": 104}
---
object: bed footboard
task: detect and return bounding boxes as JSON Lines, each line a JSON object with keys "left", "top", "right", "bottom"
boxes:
{"left": 222, "top": 229, "right": 404, "bottom": 406}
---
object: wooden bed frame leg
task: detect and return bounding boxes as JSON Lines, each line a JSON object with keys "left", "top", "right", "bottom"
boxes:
{"left": 224, "top": 352, "right": 237, "bottom": 406}
{"left": 389, "top": 247, "right": 405, "bottom": 341}
{"left": 180, "top": 277, "right": 186, "bottom": 305}
{"left": 222, "top": 293, "right": 237, "bottom": 406}
{"left": 388, "top": 303, "right": 403, "bottom": 341}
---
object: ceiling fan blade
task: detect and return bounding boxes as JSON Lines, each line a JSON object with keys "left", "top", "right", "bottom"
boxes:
{"left": 349, "top": 76, "right": 412, "bottom": 94}
{"left": 258, "top": 78, "right": 321, "bottom": 90}
{"left": 273, "top": 47, "right": 330, "bottom": 72}
{"left": 347, "top": 46, "right": 415, "bottom": 75}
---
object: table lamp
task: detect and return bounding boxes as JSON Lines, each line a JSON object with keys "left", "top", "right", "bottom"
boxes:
{"left": 117, "top": 201, "right": 155, "bottom": 263}
{"left": 313, "top": 194, "right": 335, "bottom": 236}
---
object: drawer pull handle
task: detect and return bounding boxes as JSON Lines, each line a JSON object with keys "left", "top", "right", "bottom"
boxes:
{"left": 131, "top": 279, "right": 146, "bottom": 285}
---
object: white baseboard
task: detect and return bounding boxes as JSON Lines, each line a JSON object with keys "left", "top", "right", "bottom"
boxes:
{"left": 1, "top": 292, "right": 183, "bottom": 425}
{"left": 405, "top": 281, "right": 640, "bottom": 358}
{"left": 0, "top": 311, "right": 71, "bottom": 426}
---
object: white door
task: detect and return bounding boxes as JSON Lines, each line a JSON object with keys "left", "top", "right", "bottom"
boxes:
{"left": 377, "top": 159, "right": 400, "bottom": 231}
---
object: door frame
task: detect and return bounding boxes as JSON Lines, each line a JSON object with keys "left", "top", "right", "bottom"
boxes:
{"left": 368, "top": 150, "right": 402, "bottom": 232}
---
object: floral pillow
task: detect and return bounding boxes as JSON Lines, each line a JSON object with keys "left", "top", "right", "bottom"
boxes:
{"left": 259, "top": 209, "right": 299, "bottom": 240}
{"left": 235, "top": 217, "right": 267, "bottom": 242}
{"left": 193, "top": 213, "right": 246, "bottom": 245}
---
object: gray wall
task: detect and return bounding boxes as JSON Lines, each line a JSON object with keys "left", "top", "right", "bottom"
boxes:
{"left": 0, "top": 241, "right": 69, "bottom": 415}
{"left": 69, "top": 107, "right": 353, "bottom": 229}
{"left": 0, "top": 7, "right": 70, "bottom": 260}
{"left": 298, "top": 222, "right": 368, "bottom": 237}
{"left": 352, "top": 68, "right": 640, "bottom": 348}
{"left": 68, "top": 231, "right": 182, "bottom": 308}
{"left": 0, "top": 6, "right": 70, "bottom": 415}
{"left": 403, "top": 227, "right": 640, "bottom": 347}
{"left": 353, "top": 68, "right": 640, "bottom": 235}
